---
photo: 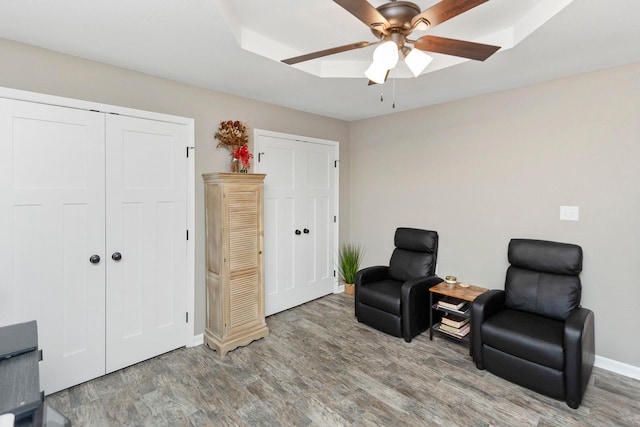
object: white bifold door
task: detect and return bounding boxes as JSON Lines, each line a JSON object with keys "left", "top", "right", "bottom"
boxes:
{"left": 255, "top": 131, "right": 338, "bottom": 316}
{"left": 105, "top": 115, "right": 187, "bottom": 373}
{"left": 0, "top": 98, "right": 188, "bottom": 394}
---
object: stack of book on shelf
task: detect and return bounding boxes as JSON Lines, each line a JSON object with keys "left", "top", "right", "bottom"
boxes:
{"left": 438, "top": 313, "right": 470, "bottom": 338}
{"left": 436, "top": 296, "right": 469, "bottom": 313}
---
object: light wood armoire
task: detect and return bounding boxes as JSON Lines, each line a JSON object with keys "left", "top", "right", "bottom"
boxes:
{"left": 202, "top": 173, "right": 269, "bottom": 357}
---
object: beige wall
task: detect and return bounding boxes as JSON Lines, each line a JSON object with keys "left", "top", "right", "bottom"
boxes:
{"left": 2, "top": 36, "right": 639, "bottom": 370}
{"left": 349, "top": 62, "right": 640, "bottom": 367}
{"left": 0, "top": 38, "right": 351, "bottom": 335}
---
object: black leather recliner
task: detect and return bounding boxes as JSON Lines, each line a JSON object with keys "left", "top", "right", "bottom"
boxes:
{"left": 471, "top": 239, "right": 595, "bottom": 409}
{"left": 355, "top": 228, "right": 441, "bottom": 342}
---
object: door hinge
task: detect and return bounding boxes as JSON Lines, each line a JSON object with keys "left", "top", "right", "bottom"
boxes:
{"left": 186, "top": 147, "right": 189, "bottom": 158}
{"left": 186, "top": 230, "right": 189, "bottom": 240}
{"left": 333, "top": 270, "right": 336, "bottom": 277}
{"left": 186, "top": 312, "right": 189, "bottom": 323}
{"left": 334, "top": 215, "right": 337, "bottom": 223}
{"left": 334, "top": 160, "right": 338, "bottom": 168}
{"left": 258, "top": 152, "right": 264, "bottom": 163}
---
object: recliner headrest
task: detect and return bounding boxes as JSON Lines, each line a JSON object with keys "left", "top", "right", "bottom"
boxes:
{"left": 508, "top": 239, "right": 582, "bottom": 275}
{"left": 395, "top": 228, "right": 438, "bottom": 253}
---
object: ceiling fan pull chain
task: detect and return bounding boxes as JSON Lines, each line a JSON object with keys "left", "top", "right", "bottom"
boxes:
{"left": 392, "top": 78, "right": 396, "bottom": 109}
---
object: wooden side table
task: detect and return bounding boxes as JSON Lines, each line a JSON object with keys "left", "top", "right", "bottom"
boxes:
{"left": 429, "top": 281, "right": 488, "bottom": 346}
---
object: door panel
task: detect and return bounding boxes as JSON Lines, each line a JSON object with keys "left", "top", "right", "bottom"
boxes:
{"left": 257, "top": 133, "right": 336, "bottom": 316}
{"left": 307, "top": 194, "right": 332, "bottom": 283}
{"left": 263, "top": 196, "right": 295, "bottom": 298}
{"left": 9, "top": 206, "right": 43, "bottom": 325}
{"left": 303, "top": 144, "right": 335, "bottom": 302}
{"left": 0, "top": 99, "right": 106, "bottom": 394}
{"left": 260, "top": 137, "right": 300, "bottom": 315}
{"left": 105, "top": 115, "right": 187, "bottom": 373}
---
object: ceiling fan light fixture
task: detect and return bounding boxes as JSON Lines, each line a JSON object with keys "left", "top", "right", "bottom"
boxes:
{"left": 372, "top": 40, "right": 399, "bottom": 70}
{"left": 405, "top": 48, "right": 433, "bottom": 77}
{"left": 365, "top": 62, "right": 388, "bottom": 84}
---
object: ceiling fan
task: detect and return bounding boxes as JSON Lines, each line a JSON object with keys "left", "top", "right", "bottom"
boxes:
{"left": 282, "top": 0, "right": 501, "bottom": 83}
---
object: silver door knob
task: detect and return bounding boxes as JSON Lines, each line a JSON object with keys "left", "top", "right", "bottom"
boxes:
{"left": 112, "top": 252, "right": 122, "bottom": 261}
{"left": 89, "top": 255, "right": 101, "bottom": 264}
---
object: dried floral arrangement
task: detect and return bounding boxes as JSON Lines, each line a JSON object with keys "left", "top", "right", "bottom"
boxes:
{"left": 214, "top": 120, "right": 253, "bottom": 172}
{"left": 214, "top": 120, "right": 248, "bottom": 150}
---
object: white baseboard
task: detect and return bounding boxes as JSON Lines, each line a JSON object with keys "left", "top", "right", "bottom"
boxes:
{"left": 189, "top": 333, "right": 204, "bottom": 347}
{"left": 595, "top": 355, "right": 640, "bottom": 380}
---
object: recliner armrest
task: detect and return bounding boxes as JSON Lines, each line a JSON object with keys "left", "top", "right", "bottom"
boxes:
{"left": 471, "top": 289, "right": 505, "bottom": 368}
{"left": 399, "top": 275, "right": 442, "bottom": 305}
{"left": 400, "top": 275, "right": 443, "bottom": 297}
{"left": 473, "top": 290, "right": 505, "bottom": 320}
{"left": 400, "top": 275, "right": 442, "bottom": 342}
{"left": 355, "top": 266, "right": 390, "bottom": 286}
{"left": 564, "top": 307, "right": 595, "bottom": 409}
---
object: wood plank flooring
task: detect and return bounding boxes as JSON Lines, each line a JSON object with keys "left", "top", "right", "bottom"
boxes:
{"left": 46, "top": 293, "right": 640, "bottom": 426}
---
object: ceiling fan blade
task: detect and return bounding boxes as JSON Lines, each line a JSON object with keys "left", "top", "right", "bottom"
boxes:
{"left": 333, "top": 0, "right": 390, "bottom": 29}
{"left": 412, "top": 0, "right": 488, "bottom": 29}
{"left": 414, "top": 35, "right": 500, "bottom": 61}
{"left": 282, "top": 41, "right": 371, "bottom": 65}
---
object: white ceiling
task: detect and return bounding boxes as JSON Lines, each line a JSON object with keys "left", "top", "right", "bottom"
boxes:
{"left": 0, "top": 0, "right": 639, "bottom": 121}
{"left": 222, "top": 0, "right": 562, "bottom": 79}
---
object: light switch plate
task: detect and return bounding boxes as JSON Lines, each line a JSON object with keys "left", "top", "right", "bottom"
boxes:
{"left": 560, "top": 205, "right": 579, "bottom": 221}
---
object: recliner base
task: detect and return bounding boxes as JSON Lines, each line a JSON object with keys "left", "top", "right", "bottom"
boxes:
{"left": 483, "top": 345, "right": 564, "bottom": 401}
{"left": 357, "top": 304, "right": 402, "bottom": 338}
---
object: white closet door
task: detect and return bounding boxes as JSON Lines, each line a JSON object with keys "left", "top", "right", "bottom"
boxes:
{"left": 105, "top": 115, "right": 188, "bottom": 373}
{"left": 257, "top": 133, "right": 336, "bottom": 316}
{"left": 304, "top": 142, "right": 336, "bottom": 302}
{"left": 0, "top": 99, "right": 106, "bottom": 394}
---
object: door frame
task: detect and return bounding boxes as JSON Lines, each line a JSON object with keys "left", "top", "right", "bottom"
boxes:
{"left": 0, "top": 86, "right": 197, "bottom": 346}
{"left": 253, "top": 128, "right": 341, "bottom": 294}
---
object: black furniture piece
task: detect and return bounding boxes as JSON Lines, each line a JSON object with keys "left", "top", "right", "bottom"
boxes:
{"left": 471, "top": 239, "right": 595, "bottom": 409}
{"left": 355, "top": 227, "right": 441, "bottom": 342}
{"left": 0, "top": 321, "right": 71, "bottom": 426}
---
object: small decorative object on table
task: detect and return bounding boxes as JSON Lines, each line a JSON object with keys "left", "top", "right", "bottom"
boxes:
{"left": 214, "top": 120, "right": 253, "bottom": 173}
{"left": 445, "top": 275, "right": 457, "bottom": 286}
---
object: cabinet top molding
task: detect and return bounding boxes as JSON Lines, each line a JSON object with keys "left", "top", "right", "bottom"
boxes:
{"left": 203, "top": 173, "right": 266, "bottom": 184}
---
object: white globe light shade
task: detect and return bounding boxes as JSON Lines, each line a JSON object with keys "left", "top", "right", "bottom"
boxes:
{"left": 372, "top": 41, "right": 399, "bottom": 70}
{"left": 365, "top": 62, "right": 387, "bottom": 84}
{"left": 405, "top": 48, "right": 433, "bottom": 77}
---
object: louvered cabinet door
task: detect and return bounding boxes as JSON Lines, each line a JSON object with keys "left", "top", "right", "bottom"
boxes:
{"left": 226, "top": 185, "right": 264, "bottom": 336}
{"left": 203, "top": 173, "right": 268, "bottom": 358}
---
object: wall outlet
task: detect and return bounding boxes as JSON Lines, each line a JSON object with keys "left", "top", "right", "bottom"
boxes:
{"left": 560, "top": 205, "right": 579, "bottom": 221}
